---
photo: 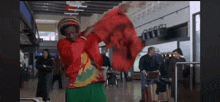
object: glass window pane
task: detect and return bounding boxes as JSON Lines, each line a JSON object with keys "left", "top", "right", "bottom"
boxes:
{"left": 39, "top": 31, "right": 56, "bottom": 41}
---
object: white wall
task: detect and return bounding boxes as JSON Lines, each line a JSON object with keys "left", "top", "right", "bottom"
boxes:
{"left": 129, "top": 1, "right": 190, "bottom": 36}
{"left": 35, "top": 14, "right": 79, "bottom": 40}
{"left": 180, "top": 41, "right": 191, "bottom": 62}
{"left": 142, "top": 41, "right": 177, "bottom": 53}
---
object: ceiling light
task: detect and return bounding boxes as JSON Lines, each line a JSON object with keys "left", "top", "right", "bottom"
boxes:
{"left": 35, "top": 19, "right": 59, "bottom": 23}
{"left": 68, "top": 9, "right": 84, "bottom": 11}
{"left": 64, "top": 12, "right": 79, "bottom": 15}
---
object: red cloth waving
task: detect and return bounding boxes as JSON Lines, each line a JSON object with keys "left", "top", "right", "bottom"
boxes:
{"left": 89, "top": 7, "right": 144, "bottom": 71}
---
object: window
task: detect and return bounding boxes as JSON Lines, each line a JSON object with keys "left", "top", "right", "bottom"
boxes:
{"left": 39, "top": 31, "right": 56, "bottom": 41}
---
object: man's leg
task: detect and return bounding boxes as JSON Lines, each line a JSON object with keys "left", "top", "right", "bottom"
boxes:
{"left": 120, "top": 72, "right": 123, "bottom": 81}
{"left": 51, "top": 75, "right": 56, "bottom": 89}
{"left": 58, "top": 75, "right": 63, "bottom": 89}
{"left": 124, "top": 72, "right": 128, "bottom": 81}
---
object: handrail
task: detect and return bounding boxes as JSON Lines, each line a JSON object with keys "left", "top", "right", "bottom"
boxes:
{"left": 175, "top": 62, "right": 200, "bottom": 102}
{"left": 20, "top": 97, "right": 40, "bottom": 102}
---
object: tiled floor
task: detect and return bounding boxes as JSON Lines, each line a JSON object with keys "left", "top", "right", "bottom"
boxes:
{"left": 20, "top": 77, "right": 200, "bottom": 102}
{"left": 20, "top": 77, "right": 142, "bottom": 102}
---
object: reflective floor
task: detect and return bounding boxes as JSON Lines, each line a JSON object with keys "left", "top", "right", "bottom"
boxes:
{"left": 20, "top": 77, "right": 200, "bottom": 102}
{"left": 20, "top": 77, "right": 142, "bottom": 102}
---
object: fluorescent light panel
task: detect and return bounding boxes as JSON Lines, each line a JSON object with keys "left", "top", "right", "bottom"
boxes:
{"left": 68, "top": 9, "right": 84, "bottom": 11}
{"left": 64, "top": 12, "right": 79, "bottom": 15}
{"left": 71, "top": 5, "right": 87, "bottom": 8}
{"left": 35, "top": 19, "right": 59, "bottom": 23}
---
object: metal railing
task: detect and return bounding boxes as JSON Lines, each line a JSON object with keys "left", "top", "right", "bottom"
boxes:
{"left": 20, "top": 97, "right": 40, "bottom": 102}
{"left": 175, "top": 62, "right": 200, "bottom": 102}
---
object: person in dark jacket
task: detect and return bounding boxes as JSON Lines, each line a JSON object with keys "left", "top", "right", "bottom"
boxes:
{"left": 169, "top": 48, "right": 186, "bottom": 101}
{"left": 36, "top": 49, "right": 54, "bottom": 102}
{"left": 101, "top": 52, "right": 111, "bottom": 82}
{"left": 139, "top": 47, "right": 160, "bottom": 101}
{"left": 52, "top": 54, "right": 64, "bottom": 89}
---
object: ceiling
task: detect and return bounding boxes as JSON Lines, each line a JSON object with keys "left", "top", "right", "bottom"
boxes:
{"left": 27, "top": 1, "right": 122, "bottom": 17}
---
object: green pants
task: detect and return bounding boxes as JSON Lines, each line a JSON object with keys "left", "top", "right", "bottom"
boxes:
{"left": 66, "top": 83, "right": 107, "bottom": 102}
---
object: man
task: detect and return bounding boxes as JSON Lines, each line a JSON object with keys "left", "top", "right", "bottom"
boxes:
{"left": 101, "top": 50, "right": 111, "bottom": 82}
{"left": 52, "top": 54, "right": 64, "bottom": 89}
{"left": 57, "top": 2, "right": 145, "bottom": 102}
{"left": 139, "top": 47, "right": 160, "bottom": 101}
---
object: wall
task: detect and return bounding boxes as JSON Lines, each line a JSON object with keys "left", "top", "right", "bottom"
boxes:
{"left": 36, "top": 23, "right": 56, "bottom": 31}
{"left": 34, "top": 14, "right": 79, "bottom": 40}
{"left": 180, "top": 40, "right": 191, "bottom": 62}
{"left": 142, "top": 41, "right": 178, "bottom": 53}
{"left": 128, "top": 1, "right": 190, "bottom": 36}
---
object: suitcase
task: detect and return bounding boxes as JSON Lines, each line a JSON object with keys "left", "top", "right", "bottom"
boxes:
{"left": 142, "top": 84, "right": 159, "bottom": 102}
{"left": 142, "top": 86, "right": 152, "bottom": 102}
{"left": 141, "top": 71, "right": 160, "bottom": 102}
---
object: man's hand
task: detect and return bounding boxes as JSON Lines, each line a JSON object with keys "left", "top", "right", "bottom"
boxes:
{"left": 43, "top": 65, "right": 46, "bottom": 68}
{"left": 169, "top": 78, "right": 172, "bottom": 82}
{"left": 157, "top": 70, "right": 161, "bottom": 76}
{"left": 141, "top": 70, "right": 147, "bottom": 76}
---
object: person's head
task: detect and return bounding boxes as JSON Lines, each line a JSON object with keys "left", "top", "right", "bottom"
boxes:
{"left": 101, "top": 48, "right": 107, "bottom": 55}
{"left": 172, "top": 48, "right": 183, "bottom": 59}
{"left": 58, "top": 17, "right": 80, "bottom": 42}
{"left": 42, "top": 49, "right": 52, "bottom": 59}
{"left": 148, "top": 47, "right": 155, "bottom": 56}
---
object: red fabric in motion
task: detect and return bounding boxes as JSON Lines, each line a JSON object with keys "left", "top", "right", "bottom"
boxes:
{"left": 91, "top": 7, "right": 144, "bottom": 71}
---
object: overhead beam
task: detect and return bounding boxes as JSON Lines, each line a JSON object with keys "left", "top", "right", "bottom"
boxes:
{"left": 88, "top": 1, "right": 122, "bottom": 5}
{"left": 34, "top": 11, "right": 93, "bottom": 16}
{"left": 31, "top": 5, "right": 110, "bottom": 11}
{"left": 30, "top": 2, "right": 114, "bottom": 9}
{"left": 29, "top": 1, "right": 66, "bottom": 5}
{"left": 31, "top": 6, "right": 108, "bottom": 12}
{"left": 29, "top": 2, "right": 66, "bottom": 8}
{"left": 32, "top": 8, "right": 104, "bottom": 14}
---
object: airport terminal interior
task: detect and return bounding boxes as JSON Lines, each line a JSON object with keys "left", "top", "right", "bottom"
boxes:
{"left": 19, "top": 1, "right": 200, "bottom": 102}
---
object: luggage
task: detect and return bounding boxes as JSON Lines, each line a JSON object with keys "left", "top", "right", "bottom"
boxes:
{"left": 142, "top": 84, "right": 158, "bottom": 102}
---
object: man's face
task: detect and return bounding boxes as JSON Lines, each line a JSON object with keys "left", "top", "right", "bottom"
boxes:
{"left": 173, "top": 51, "right": 180, "bottom": 58}
{"left": 150, "top": 48, "right": 155, "bottom": 55}
{"left": 43, "top": 51, "right": 48, "bottom": 59}
{"left": 64, "top": 26, "right": 79, "bottom": 42}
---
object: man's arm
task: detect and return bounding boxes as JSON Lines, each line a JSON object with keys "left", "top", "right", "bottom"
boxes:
{"left": 36, "top": 57, "right": 44, "bottom": 70}
{"left": 45, "top": 59, "right": 55, "bottom": 71}
{"left": 139, "top": 56, "right": 145, "bottom": 72}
